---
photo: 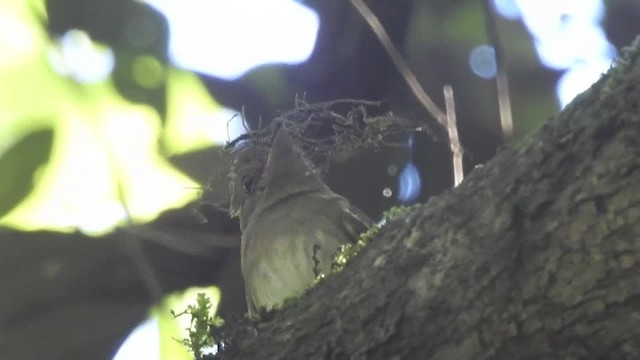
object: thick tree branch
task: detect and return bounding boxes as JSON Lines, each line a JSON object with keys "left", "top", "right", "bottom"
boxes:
{"left": 217, "top": 37, "right": 640, "bottom": 359}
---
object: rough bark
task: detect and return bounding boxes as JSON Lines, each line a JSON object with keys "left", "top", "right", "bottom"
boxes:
{"left": 216, "top": 38, "right": 640, "bottom": 359}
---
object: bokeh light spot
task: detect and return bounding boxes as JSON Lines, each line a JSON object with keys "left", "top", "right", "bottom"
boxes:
{"left": 398, "top": 163, "right": 421, "bottom": 203}
{"left": 469, "top": 45, "right": 497, "bottom": 79}
{"left": 132, "top": 55, "right": 164, "bottom": 89}
{"left": 387, "top": 164, "right": 398, "bottom": 176}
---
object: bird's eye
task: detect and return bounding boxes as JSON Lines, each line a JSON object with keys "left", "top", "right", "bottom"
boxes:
{"left": 241, "top": 175, "right": 254, "bottom": 193}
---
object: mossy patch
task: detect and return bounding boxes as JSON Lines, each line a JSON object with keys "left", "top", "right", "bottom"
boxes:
{"left": 172, "top": 293, "right": 225, "bottom": 359}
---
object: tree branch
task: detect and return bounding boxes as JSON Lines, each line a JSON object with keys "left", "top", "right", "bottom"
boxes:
{"left": 216, "top": 36, "right": 640, "bottom": 360}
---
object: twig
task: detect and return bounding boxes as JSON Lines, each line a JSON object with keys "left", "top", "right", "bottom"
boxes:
{"left": 87, "top": 120, "right": 165, "bottom": 303}
{"left": 482, "top": 0, "right": 514, "bottom": 141}
{"left": 124, "top": 225, "right": 239, "bottom": 253}
{"left": 350, "top": 0, "right": 468, "bottom": 188}
{"left": 349, "top": 0, "right": 448, "bottom": 132}
{"left": 114, "top": 177, "right": 165, "bottom": 303}
{"left": 444, "top": 85, "right": 464, "bottom": 186}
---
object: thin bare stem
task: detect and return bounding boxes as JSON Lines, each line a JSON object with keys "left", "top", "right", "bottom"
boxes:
{"left": 226, "top": 113, "right": 239, "bottom": 143}
{"left": 349, "top": 0, "right": 448, "bottom": 131}
{"left": 482, "top": 0, "right": 514, "bottom": 141}
{"left": 87, "top": 120, "right": 164, "bottom": 303}
{"left": 114, "top": 180, "right": 164, "bottom": 303}
{"left": 444, "top": 85, "right": 464, "bottom": 186}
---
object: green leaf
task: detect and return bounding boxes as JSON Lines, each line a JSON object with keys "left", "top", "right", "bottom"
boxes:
{"left": 0, "top": 128, "right": 54, "bottom": 218}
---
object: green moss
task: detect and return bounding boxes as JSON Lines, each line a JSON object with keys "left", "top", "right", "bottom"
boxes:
{"left": 382, "top": 205, "right": 412, "bottom": 220}
{"left": 172, "top": 293, "right": 224, "bottom": 359}
{"left": 247, "top": 205, "right": 414, "bottom": 322}
{"left": 328, "top": 205, "right": 412, "bottom": 275}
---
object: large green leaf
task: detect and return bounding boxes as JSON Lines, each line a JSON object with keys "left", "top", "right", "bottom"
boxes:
{"left": 0, "top": 128, "right": 54, "bottom": 218}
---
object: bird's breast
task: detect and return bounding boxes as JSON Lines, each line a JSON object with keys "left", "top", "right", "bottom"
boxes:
{"left": 240, "top": 193, "right": 352, "bottom": 313}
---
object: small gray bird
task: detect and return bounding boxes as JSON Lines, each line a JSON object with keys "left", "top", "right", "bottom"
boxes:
{"left": 229, "top": 128, "right": 372, "bottom": 317}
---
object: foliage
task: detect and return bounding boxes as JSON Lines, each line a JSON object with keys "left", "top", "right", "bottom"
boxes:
{"left": 171, "top": 293, "right": 225, "bottom": 359}
{"left": 0, "top": 0, "right": 224, "bottom": 233}
{"left": 0, "top": 129, "right": 53, "bottom": 218}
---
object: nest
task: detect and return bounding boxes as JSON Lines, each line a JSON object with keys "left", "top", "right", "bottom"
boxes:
{"left": 225, "top": 98, "right": 422, "bottom": 172}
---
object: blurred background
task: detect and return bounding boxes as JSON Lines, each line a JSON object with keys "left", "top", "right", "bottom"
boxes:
{"left": 0, "top": 0, "right": 638, "bottom": 359}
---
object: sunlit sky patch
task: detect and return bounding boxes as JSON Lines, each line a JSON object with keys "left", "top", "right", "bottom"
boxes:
{"left": 142, "top": 0, "right": 319, "bottom": 80}
{"left": 492, "top": 0, "right": 521, "bottom": 20}
{"left": 0, "top": 7, "right": 42, "bottom": 70}
{"left": 47, "top": 29, "right": 115, "bottom": 84}
{"left": 113, "top": 319, "right": 160, "bottom": 360}
{"left": 163, "top": 69, "right": 247, "bottom": 153}
{"left": 490, "top": 0, "right": 615, "bottom": 107}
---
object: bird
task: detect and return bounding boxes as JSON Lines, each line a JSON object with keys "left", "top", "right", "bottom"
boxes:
{"left": 229, "top": 127, "right": 372, "bottom": 317}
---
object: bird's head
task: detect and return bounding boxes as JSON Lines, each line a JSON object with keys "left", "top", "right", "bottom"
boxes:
{"left": 229, "top": 127, "right": 326, "bottom": 229}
